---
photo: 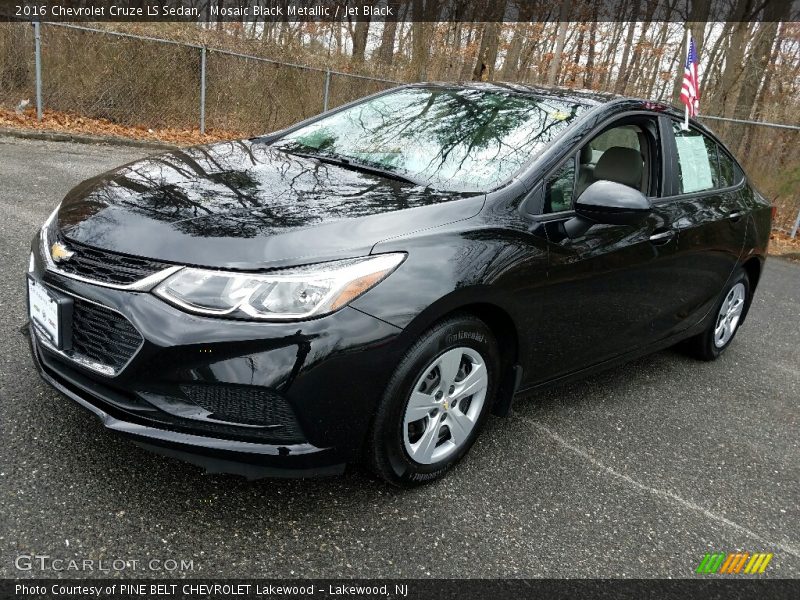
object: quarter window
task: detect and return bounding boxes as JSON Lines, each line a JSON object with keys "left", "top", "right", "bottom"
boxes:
{"left": 544, "top": 158, "right": 576, "bottom": 213}
{"left": 671, "top": 122, "right": 742, "bottom": 193}
{"left": 672, "top": 123, "right": 722, "bottom": 193}
{"left": 718, "top": 149, "right": 737, "bottom": 187}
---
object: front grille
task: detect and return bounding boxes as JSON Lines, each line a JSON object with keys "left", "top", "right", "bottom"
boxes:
{"left": 180, "top": 384, "right": 305, "bottom": 442}
{"left": 55, "top": 237, "right": 172, "bottom": 285}
{"left": 71, "top": 299, "right": 143, "bottom": 372}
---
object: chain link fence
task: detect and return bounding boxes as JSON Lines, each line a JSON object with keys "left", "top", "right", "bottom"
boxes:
{"left": 0, "top": 22, "right": 399, "bottom": 135}
{"left": 697, "top": 115, "right": 800, "bottom": 234}
{"left": 0, "top": 22, "right": 35, "bottom": 108}
{"left": 205, "top": 52, "right": 321, "bottom": 133}
{"left": 0, "top": 21, "right": 797, "bottom": 234}
{"left": 44, "top": 24, "right": 202, "bottom": 128}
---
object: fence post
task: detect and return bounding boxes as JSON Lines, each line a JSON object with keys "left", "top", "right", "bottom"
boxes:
{"left": 791, "top": 208, "right": 800, "bottom": 239}
{"left": 199, "top": 46, "right": 206, "bottom": 134}
{"left": 323, "top": 69, "right": 331, "bottom": 112}
{"left": 33, "top": 21, "right": 43, "bottom": 121}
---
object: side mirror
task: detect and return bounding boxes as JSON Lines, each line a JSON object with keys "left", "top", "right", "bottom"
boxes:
{"left": 574, "top": 180, "right": 651, "bottom": 226}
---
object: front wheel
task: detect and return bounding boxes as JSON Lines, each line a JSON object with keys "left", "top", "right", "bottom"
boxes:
{"left": 366, "top": 315, "right": 500, "bottom": 487}
{"left": 686, "top": 269, "right": 751, "bottom": 361}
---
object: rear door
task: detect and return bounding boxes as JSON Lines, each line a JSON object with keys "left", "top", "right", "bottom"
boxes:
{"left": 662, "top": 120, "right": 749, "bottom": 325}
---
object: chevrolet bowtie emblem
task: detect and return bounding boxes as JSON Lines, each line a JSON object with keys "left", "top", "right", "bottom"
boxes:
{"left": 51, "top": 242, "right": 75, "bottom": 263}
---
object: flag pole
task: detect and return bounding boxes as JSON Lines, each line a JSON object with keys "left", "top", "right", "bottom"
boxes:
{"left": 684, "top": 25, "right": 690, "bottom": 130}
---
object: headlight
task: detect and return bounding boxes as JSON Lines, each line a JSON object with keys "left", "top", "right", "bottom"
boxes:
{"left": 40, "top": 203, "right": 61, "bottom": 267}
{"left": 153, "top": 253, "right": 405, "bottom": 320}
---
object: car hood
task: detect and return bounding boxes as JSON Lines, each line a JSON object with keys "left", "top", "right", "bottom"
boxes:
{"left": 57, "top": 140, "right": 484, "bottom": 269}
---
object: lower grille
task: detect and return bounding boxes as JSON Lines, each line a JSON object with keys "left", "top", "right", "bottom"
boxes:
{"left": 180, "top": 384, "right": 304, "bottom": 442}
{"left": 71, "top": 299, "right": 143, "bottom": 373}
{"left": 35, "top": 346, "right": 307, "bottom": 446}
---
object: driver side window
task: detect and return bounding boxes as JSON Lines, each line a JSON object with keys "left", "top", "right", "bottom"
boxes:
{"left": 542, "top": 119, "right": 658, "bottom": 214}
{"left": 577, "top": 124, "right": 649, "bottom": 198}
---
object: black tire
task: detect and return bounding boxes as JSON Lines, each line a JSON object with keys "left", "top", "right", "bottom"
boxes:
{"left": 685, "top": 269, "right": 751, "bottom": 361}
{"left": 366, "top": 314, "right": 500, "bottom": 487}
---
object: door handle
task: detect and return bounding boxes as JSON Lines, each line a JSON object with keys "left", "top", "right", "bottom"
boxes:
{"left": 728, "top": 211, "right": 745, "bottom": 222}
{"left": 649, "top": 230, "right": 676, "bottom": 245}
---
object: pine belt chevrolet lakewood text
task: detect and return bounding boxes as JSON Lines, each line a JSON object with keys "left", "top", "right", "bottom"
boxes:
{"left": 26, "top": 83, "right": 771, "bottom": 486}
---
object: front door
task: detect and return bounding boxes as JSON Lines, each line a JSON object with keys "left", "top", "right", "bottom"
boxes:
{"left": 530, "top": 116, "right": 686, "bottom": 381}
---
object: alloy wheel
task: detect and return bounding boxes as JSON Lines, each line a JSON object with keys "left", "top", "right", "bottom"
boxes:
{"left": 402, "top": 346, "right": 488, "bottom": 465}
{"left": 714, "top": 282, "right": 746, "bottom": 348}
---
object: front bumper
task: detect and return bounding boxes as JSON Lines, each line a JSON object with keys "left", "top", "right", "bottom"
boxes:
{"left": 27, "top": 236, "right": 404, "bottom": 477}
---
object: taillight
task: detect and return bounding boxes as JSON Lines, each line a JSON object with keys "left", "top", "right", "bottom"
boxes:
{"left": 771, "top": 206, "right": 778, "bottom": 221}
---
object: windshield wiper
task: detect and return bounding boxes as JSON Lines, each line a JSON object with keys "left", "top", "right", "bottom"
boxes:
{"left": 279, "top": 149, "right": 425, "bottom": 187}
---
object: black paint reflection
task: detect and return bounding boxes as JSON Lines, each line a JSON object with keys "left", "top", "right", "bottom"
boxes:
{"left": 57, "top": 139, "right": 482, "bottom": 266}
{"left": 273, "top": 87, "right": 587, "bottom": 192}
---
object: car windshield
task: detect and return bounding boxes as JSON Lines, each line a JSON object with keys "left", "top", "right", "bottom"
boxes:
{"left": 272, "top": 87, "right": 588, "bottom": 192}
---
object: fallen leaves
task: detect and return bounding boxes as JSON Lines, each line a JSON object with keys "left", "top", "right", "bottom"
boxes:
{"left": 0, "top": 107, "right": 240, "bottom": 146}
{"left": 769, "top": 230, "right": 800, "bottom": 260}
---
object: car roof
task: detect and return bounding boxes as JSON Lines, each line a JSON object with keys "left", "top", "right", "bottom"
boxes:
{"left": 406, "top": 81, "right": 717, "bottom": 137}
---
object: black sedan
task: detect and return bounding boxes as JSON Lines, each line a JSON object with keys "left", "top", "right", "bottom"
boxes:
{"left": 26, "top": 83, "right": 772, "bottom": 486}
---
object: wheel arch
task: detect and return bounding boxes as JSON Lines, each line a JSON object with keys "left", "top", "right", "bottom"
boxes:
{"left": 740, "top": 255, "right": 763, "bottom": 325}
{"left": 396, "top": 297, "right": 521, "bottom": 418}
{"left": 742, "top": 255, "right": 762, "bottom": 292}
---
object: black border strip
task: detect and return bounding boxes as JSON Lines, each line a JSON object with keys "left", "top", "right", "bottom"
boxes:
{"left": 1, "top": 0, "right": 798, "bottom": 23}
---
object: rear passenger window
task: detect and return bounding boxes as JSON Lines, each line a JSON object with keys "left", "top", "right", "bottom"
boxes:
{"left": 672, "top": 123, "right": 721, "bottom": 193}
{"left": 544, "top": 158, "right": 575, "bottom": 213}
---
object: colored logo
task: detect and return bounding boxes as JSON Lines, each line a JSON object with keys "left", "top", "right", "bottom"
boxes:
{"left": 51, "top": 242, "right": 75, "bottom": 263}
{"left": 696, "top": 552, "right": 773, "bottom": 574}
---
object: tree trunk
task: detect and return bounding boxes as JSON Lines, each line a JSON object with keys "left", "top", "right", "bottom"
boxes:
{"left": 584, "top": 17, "right": 598, "bottom": 89}
{"left": 641, "top": 20, "right": 673, "bottom": 97}
{"left": 547, "top": 0, "right": 571, "bottom": 86}
{"left": 714, "top": 21, "right": 754, "bottom": 118}
{"left": 602, "top": 22, "right": 625, "bottom": 89}
{"left": 378, "top": 9, "right": 398, "bottom": 65}
{"left": 731, "top": 1, "right": 789, "bottom": 156}
{"left": 568, "top": 24, "right": 586, "bottom": 87}
{"left": 752, "top": 21, "right": 783, "bottom": 120}
{"left": 500, "top": 3, "right": 536, "bottom": 81}
{"left": 411, "top": 0, "right": 439, "bottom": 81}
{"left": 501, "top": 25, "right": 525, "bottom": 80}
{"left": 614, "top": 8, "right": 641, "bottom": 95}
{"left": 623, "top": 0, "right": 659, "bottom": 95}
{"left": 471, "top": 22, "right": 500, "bottom": 81}
{"left": 701, "top": 21, "right": 732, "bottom": 93}
{"left": 470, "top": 2, "right": 505, "bottom": 81}
{"left": 351, "top": 19, "right": 371, "bottom": 63}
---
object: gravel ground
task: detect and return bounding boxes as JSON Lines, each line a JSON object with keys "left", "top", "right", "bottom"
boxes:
{"left": 1, "top": 136, "right": 798, "bottom": 579}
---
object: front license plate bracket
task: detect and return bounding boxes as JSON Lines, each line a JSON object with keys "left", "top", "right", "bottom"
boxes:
{"left": 27, "top": 276, "right": 73, "bottom": 351}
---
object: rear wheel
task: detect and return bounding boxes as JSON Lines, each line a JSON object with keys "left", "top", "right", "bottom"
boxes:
{"left": 686, "top": 269, "right": 750, "bottom": 361}
{"left": 367, "top": 315, "right": 499, "bottom": 486}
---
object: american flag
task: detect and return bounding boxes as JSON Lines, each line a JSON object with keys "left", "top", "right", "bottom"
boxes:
{"left": 680, "top": 34, "right": 700, "bottom": 117}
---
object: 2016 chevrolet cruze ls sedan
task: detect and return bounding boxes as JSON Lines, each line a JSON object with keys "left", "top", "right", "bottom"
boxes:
{"left": 26, "top": 84, "right": 771, "bottom": 486}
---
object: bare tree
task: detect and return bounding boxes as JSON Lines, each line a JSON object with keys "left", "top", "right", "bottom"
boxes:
{"left": 547, "top": 0, "right": 571, "bottom": 86}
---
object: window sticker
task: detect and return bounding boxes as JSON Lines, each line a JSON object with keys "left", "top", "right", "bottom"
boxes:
{"left": 675, "top": 135, "right": 713, "bottom": 193}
